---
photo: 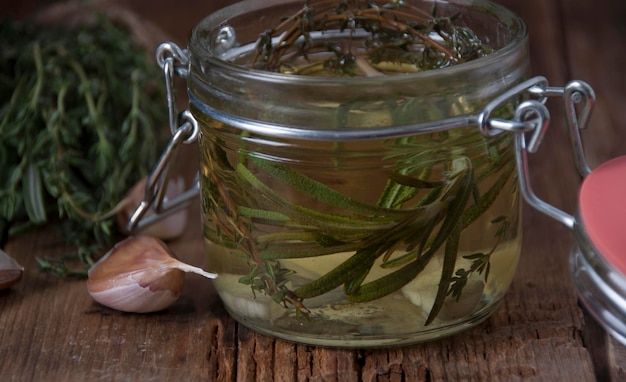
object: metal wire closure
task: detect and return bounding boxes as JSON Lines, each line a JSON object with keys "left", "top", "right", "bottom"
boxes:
{"left": 513, "top": 100, "right": 576, "bottom": 228}
{"left": 563, "top": 81, "right": 595, "bottom": 177}
{"left": 126, "top": 44, "right": 198, "bottom": 233}
{"left": 126, "top": 41, "right": 596, "bottom": 233}
{"left": 511, "top": 79, "right": 595, "bottom": 228}
{"left": 155, "top": 42, "right": 190, "bottom": 135}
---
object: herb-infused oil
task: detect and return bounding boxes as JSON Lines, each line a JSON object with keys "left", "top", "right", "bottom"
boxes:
{"left": 188, "top": 0, "right": 528, "bottom": 346}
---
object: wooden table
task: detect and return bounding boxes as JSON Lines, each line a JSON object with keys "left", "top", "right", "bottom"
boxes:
{"left": 2, "top": 0, "right": 626, "bottom": 380}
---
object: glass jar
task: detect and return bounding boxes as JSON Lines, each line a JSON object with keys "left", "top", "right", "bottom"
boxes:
{"left": 186, "top": 0, "right": 528, "bottom": 347}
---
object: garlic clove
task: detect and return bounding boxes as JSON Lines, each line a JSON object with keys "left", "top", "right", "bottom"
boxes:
{"left": 116, "top": 176, "right": 189, "bottom": 241}
{"left": 87, "top": 235, "right": 216, "bottom": 313}
{"left": 89, "top": 274, "right": 184, "bottom": 313}
{"left": 0, "top": 249, "right": 24, "bottom": 291}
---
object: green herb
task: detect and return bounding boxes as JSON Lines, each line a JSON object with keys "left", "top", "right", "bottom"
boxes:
{"left": 0, "top": 17, "right": 167, "bottom": 275}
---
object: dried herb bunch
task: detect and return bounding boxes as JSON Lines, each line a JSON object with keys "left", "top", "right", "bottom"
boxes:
{"left": 0, "top": 17, "right": 167, "bottom": 276}
{"left": 250, "top": 0, "right": 493, "bottom": 75}
{"left": 201, "top": 0, "right": 519, "bottom": 325}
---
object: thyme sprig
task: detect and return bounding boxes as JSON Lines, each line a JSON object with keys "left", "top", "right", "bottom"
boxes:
{"left": 0, "top": 17, "right": 167, "bottom": 275}
{"left": 447, "top": 216, "right": 511, "bottom": 301}
{"left": 250, "top": 0, "right": 493, "bottom": 75}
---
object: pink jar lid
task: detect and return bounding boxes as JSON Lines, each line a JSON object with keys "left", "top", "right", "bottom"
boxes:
{"left": 579, "top": 155, "right": 626, "bottom": 275}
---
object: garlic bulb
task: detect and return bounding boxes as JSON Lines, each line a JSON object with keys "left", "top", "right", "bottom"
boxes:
{"left": 87, "top": 235, "right": 216, "bottom": 313}
{"left": 0, "top": 249, "right": 23, "bottom": 290}
{"left": 116, "top": 176, "right": 189, "bottom": 241}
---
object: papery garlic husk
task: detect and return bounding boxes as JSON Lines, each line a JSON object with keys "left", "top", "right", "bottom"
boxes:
{"left": 87, "top": 235, "right": 216, "bottom": 313}
{"left": 116, "top": 176, "right": 189, "bottom": 241}
{"left": 0, "top": 249, "right": 24, "bottom": 290}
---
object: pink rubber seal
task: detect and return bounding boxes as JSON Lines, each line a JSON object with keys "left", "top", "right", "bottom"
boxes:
{"left": 579, "top": 155, "right": 626, "bottom": 275}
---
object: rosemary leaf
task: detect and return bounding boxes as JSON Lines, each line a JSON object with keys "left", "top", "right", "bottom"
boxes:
{"left": 460, "top": 164, "right": 514, "bottom": 230}
{"left": 237, "top": 206, "right": 291, "bottom": 222}
{"left": 294, "top": 246, "right": 383, "bottom": 299}
{"left": 425, "top": 225, "right": 461, "bottom": 325}
{"left": 22, "top": 163, "right": 47, "bottom": 224}
{"left": 423, "top": 158, "right": 474, "bottom": 254}
{"left": 345, "top": 252, "right": 432, "bottom": 303}
{"left": 260, "top": 241, "right": 362, "bottom": 260}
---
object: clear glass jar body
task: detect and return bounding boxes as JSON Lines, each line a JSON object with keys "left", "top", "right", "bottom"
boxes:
{"left": 188, "top": 0, "right": 528, "bottom": 347}
{"left": 571, "top": 221, "right": 626, "bottom": 346}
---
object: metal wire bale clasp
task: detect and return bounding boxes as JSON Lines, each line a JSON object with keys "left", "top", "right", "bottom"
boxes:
{"left": 126, "top": 111, "right": 199, "bottom": 233}
{"left": 484, "top": 76, "right": 596, "bottom": 229}
{"left": 126, "top": 43, "right": 199, "bottom": 233}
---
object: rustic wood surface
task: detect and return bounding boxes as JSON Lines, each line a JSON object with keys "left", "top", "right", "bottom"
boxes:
{"left": 2, "top": 0, "right": 626, "bottom": 380}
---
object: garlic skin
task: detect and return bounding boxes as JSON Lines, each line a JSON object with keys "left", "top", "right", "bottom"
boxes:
{"left": 116, "top": 176, "right": 189, "bottom": 241}
{"left": 87, "top": 235, "right": 216, "bottom": 313}
{"left": 0, "top": 249, "right": 23, "bottom": 291}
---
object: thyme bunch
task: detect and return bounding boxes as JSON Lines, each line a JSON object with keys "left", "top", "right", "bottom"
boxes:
{"left": 0, "top": 17, "right": 167, "bottom": 275}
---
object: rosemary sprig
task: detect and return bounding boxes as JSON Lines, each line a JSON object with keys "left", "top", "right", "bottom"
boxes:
{"left": 0, "top": 17, "right": 167, "bottom": 275}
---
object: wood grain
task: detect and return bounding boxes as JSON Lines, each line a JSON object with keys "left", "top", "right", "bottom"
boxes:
{"left": 1, "top": 0, "right": 625, "bottom": 380}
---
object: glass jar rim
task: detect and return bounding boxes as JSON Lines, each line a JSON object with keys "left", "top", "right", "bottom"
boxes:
{"left": 188, "top": 0, "right": 528, "bottom": 86}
